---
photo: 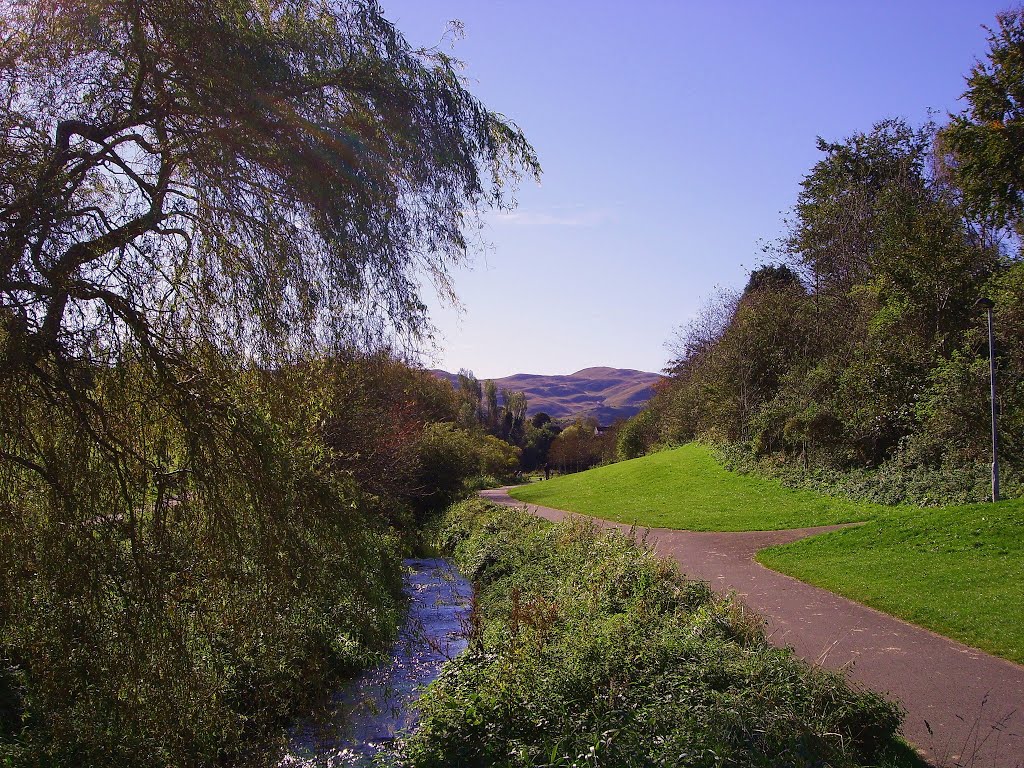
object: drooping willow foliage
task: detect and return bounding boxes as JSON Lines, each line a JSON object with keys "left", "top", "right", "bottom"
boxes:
{"left": 0, "top": 0, "right": 537, "bottom": 364}
{"left": 0, "top": 1, "right": 537, "bottom": 764}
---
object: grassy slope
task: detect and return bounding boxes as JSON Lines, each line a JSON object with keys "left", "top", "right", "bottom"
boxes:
{"left": 508, "top": 444, "right": 1024, "bottom": 664}
{"left": 510, "top": 443, "right": 881, "bottom": 531}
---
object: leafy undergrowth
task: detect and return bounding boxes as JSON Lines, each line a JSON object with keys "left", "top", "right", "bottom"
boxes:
{"left": 715, "top": 443, "right": 1024, "bottom": 508}
{"left": 509, "top": 444, "right": 880, "bottom": 531}
{"left": 758, "top": 498, "right": 1024, "bottom": 665}
{"left": 399, "top": 499, "right": 923, "bottom": 768}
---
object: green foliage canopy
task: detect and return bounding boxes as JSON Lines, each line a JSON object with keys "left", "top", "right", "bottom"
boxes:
{"left": 0, "top": 1, "right": 539, "bottom": 763}
{"left": 945, "top": 8, "right": 1024, "bottom": 231}
{"left": 644, "top": 115, "right": 1009, "bottom": 487}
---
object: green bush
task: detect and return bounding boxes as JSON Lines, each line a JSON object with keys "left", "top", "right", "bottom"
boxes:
{"left": 616, "top": 409, "right": 658, "bottom": 460}
{"left": 716, "top": 441, "right": 1023, "bottom": 507}
{"left": 402, "top": 500, "right": 911, "bottom": 768}
{"left": 477, "top": 434, "right": 522, "bottom": 480}
{"left": 412, "top": 423, "right": 482, "bottom": 513}
{"left": 414, "top": 424, "right": 522, "bottom": 513}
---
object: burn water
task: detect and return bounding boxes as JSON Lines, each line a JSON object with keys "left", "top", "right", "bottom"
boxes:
{"left": 278, "top": 558, "right": 472, "bottom": 767}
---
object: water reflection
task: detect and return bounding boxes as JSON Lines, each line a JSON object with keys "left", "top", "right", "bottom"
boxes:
{"left": 279, "top": 558, "right": 471, "bottom": 767}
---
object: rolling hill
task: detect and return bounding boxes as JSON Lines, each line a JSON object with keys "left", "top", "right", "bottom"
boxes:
{"left": 431, "top": 366, "right": 663, "bottom": 425}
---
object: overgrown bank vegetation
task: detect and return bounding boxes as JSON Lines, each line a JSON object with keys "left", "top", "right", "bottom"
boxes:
{"left": 0, "top": 0, "right": 536, "bottom": 764}
{"left": 616, "top": 11, "right": 1024, "bottom": 504}
{"left": 0, "top": 348, "right": 527, "bottom": 766}
{"left": 400, "top": 500, "right": 920, "bottom": 768}
{"left": 1, "top": 356, "right": 412, "bottom": 766}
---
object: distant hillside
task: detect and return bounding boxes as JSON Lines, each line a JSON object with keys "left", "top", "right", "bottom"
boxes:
{"left": 431, "top": 366, "right": 664, "bottom": 425}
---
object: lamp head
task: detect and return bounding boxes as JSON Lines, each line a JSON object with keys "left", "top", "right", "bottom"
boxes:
{"left": 975, "top": 297, "right": 995, "bottom": 310}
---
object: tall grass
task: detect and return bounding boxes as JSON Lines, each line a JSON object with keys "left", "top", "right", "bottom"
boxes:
{"left": 401, "top": 500, "right": 921, "bottom": 768}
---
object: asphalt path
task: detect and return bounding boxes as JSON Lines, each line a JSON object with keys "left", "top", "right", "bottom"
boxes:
{"left": 479, "top": 487, "right": 1024, "bottom": 768}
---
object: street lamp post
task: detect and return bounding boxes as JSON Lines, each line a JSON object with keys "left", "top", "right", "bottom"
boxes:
{"left": 975, "top": 297, "right": 999, "bottom": 502}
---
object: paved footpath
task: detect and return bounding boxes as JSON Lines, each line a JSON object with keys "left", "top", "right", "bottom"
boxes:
{"left": 480, "top": 487, "right": 1024, "bottom": 768}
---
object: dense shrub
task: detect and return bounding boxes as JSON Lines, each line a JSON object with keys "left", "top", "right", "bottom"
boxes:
{"left": 0, "top": 359, "right": 405, "bottom": 767}
{"left": 616, "top": 408, "right": 659, "bottom": 460}
{"left": 402, "top": 500, "right": 910, "bottom": 768}
{"left": 413, "top": 423, "right": 522, "bottom": 513}
{"left": 476, "top": 434, "right": 524, "bottom": 480}
{"left": 317, "top": 353, "right": 460, "bottom": 526}
{"left": 716, "top": 441, "right": 1023, "bottom": 507}
{"left": 634, "top": 118, "right": 1023, "bottom": 501}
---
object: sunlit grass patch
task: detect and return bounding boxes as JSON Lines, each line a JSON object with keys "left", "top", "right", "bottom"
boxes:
{"left": 758, "top": 499, "right": 1024, "bottom": 664}
{"left": 510, "top": 443, "right": 881, "bottom": 531}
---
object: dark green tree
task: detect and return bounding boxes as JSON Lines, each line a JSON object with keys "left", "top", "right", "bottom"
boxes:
{"left": 531, "top": 411, "right": 553, "bottom": 428}
{"left": 786, "top": 119, "right": 931, "bottom": 297}
{"left": 944, "top": 8, "right": 1024, "bottom": 232}
{"left": 483, "top": 379, "right": 500, "bottom": 432}
{"left": 783, "top": 119, "right": 999, "bottom": 461}
{"left": 652, "top": 118, "right": 1004, "bottom": 477}
{"left": 743, "top": 264, "right": 802, "bottom": 295}
{"left": 456, "top": 369, "right": 483, "bottom": 427}
{"left": 500, "top": 389, "right": 528, "bottom": 442}
{"left": 521, "top": 418, "right": 560, "bottom": 470}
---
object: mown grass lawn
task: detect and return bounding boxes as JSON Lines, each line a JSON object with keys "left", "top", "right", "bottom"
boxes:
{"left": 510, "top": 443, "right": 882, "bottom": 531}
{"left": 508, "top": 444, "right": 1024, "bottom": 664}
{"left": 757, "top": 502, "right": 1024, "bottom": 665}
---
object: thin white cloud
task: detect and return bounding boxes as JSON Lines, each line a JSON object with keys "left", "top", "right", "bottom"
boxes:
{"left": 486, "top": 207, "right": 614, "bottom": 228}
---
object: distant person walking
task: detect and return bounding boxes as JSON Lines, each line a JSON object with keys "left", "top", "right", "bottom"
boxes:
{"left": 543, "top": 463, "right": 551, "bottom": 480}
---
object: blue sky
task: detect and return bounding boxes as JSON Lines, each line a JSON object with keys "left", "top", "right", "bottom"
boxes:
{"left": 380, "top": 1, "right": 1008, "bottom": 379}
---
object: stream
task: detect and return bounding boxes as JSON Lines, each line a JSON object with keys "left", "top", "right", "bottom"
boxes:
{"left": 278, "top": 558, "right": 472, "bottom": 767}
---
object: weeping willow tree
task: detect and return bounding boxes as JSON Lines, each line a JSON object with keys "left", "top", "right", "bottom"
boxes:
{"left": 0, "top": 0, "right": 538, "bottom": 764}
{"left": 0, "top": 0, "right": 537, "bottom": 362}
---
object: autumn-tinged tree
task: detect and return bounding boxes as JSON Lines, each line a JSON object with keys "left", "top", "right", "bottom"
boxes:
{"left": 548, "top": 418, "right": 607, "bottom": 474}
{"left": 317, "top": 352, "right": 459, "bottom": 521}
